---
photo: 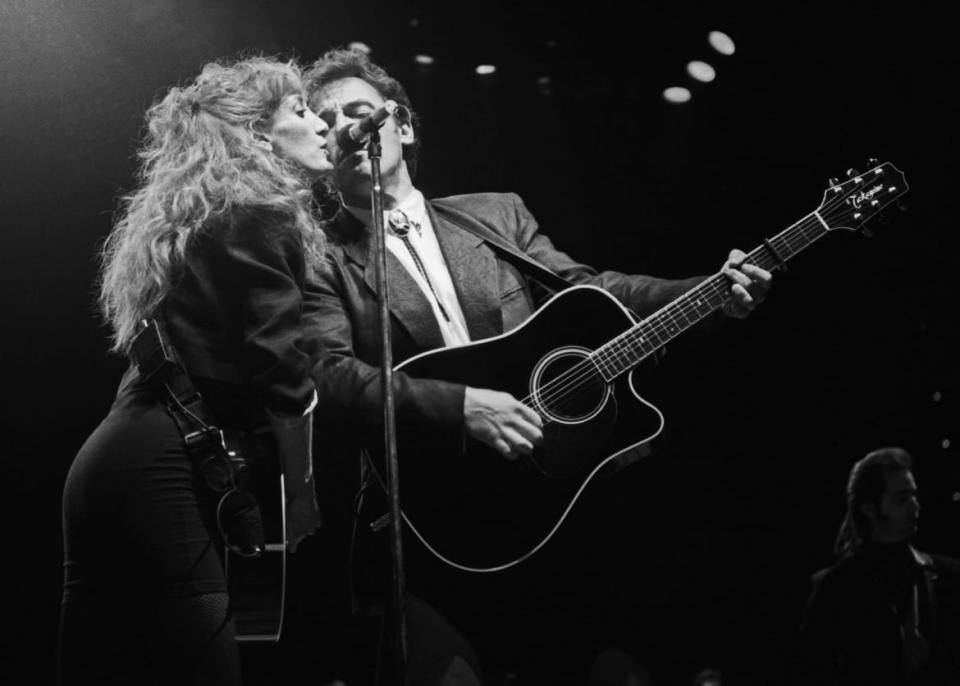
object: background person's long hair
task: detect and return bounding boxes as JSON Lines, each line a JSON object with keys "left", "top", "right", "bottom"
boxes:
{"left": 98, "top": 55, "right": 325, "bottom": 354}
{"left": 833, "top": 446, "right": 914, "bottom": 558}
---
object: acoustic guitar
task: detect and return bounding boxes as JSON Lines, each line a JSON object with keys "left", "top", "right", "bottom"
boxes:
{"left": 388, "top": 160, "right": 908, "bottom": 573}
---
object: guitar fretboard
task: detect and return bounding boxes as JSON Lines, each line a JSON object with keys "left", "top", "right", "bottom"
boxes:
{"left": 591, "top": 211, "right": 831, "bottom": 381}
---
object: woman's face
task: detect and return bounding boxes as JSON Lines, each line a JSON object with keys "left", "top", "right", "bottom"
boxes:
{"left": 264, "top": 94, "right": 333, "bottom": 179}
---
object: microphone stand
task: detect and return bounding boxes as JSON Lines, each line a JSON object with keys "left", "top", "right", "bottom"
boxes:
{"left": 366, "top": 130, "right": 408, "bottom": 685}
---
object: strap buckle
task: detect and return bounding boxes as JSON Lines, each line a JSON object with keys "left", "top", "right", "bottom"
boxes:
{"left": 186, "top": 427, "right": 234, "bottom": 492}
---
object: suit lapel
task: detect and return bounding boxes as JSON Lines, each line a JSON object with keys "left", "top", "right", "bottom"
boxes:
{"left": 332, "top": 210, "right": 445, "bottom": 351}
{"left": 427, "top": 203, "right": 503, "bottom": 340}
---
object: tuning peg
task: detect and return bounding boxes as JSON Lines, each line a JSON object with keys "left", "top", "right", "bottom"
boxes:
{"left": 846, "top": 167, "right": 861, "bottom": 178}
{"left": 866, "top": 157, "right": 880, "bottom": 168}
{"left": 828, "top": 177, "right": 840, "bottom": 187}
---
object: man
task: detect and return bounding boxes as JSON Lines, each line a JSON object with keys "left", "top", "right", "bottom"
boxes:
{"left": 791, "top": 447, "right": 960, "bottom": 685}
{"left": 300, "top": 47, "right": 771, "bottom": 685}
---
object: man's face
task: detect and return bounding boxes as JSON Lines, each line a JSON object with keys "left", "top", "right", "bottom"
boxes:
{"left": 865, "top": 469, "right": 920, "bottom": 544}
{"left": 309, "top": 76, "right": 414, "bottom": 198}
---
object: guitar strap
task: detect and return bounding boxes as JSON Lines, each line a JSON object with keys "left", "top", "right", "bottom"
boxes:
{"left": 130, "top": 317, "right": 265, "bottom": 556}
{"left": 430, "top": 201, "right": 575, "bottom": 293}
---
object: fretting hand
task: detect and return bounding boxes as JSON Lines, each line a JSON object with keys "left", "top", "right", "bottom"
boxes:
{"left": 720, "top": 248, "right": 772, "bottom": 318}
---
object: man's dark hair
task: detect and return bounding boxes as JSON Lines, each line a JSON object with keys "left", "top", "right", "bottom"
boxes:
{"left": 304, "top": 47, "right": 421, "bottom": 178}
{"left": 834, "top": 446, "right": 914, "bottom": 556}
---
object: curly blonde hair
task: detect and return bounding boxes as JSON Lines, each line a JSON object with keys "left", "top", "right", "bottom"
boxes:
{"left": 98, "top": 55, "right": 325, "bottom": 353}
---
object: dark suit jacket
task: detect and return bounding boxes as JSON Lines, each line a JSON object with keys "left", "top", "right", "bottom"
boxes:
{"left": 305, "top": 191, "right": 704, "bottom": 448}
{"left": 791, "top": 546, "right": 960, "bottom": 685}
{"left": 160, "top": 205, "right": 316, "bottom": 423}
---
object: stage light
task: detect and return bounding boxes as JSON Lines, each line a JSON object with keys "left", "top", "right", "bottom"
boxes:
{"left": 348, "top": 41, "right": 372, "bottom": 55}
{"left": 687, "top": 60, "right": 716, "bottom": 83}
{"left": 476, "top": 64, "right": 496, "bottom": 75}
{"left": 663, "top": 86, "right": 691, "bottom": 103}
{"left": 708, "top": 31, "right": 735, "bottom": 55}
{"left": 933, "top": 391, "right": 942, "bottom": 402}
{"left": 943, "top": 438, "right": 952, "bottom": 450}
{"left": 414, "top": 54, "right": 435, "bottom": 65}
{"left": 536, "top": 76, "right": 552, "bottom": 95}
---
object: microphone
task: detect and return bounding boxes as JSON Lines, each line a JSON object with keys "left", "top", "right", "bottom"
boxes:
{"left": 337, "top": 100, "right": 399, "bottom": 152}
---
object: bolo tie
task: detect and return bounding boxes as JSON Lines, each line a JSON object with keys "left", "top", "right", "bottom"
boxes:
{"left": 388, "top": 208, "right": 451, "bottom": 322}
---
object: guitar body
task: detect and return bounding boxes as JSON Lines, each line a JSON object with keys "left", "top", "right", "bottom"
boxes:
{"left": 222, "top": 432, "right": 286, "bottom": 642}
{"left": 395, "top": 285, "right": 665, "bottom": 571}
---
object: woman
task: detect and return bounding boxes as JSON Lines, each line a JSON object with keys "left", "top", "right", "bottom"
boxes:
{"left": 59, "top": 56, "right": 332, "bottom": 684}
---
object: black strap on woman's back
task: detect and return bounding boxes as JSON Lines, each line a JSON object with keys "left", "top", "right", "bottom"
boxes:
{"left": 130, "top": 319, "right": 228, "bottom": 478}
{"left": 129, "top": 317, "right": 265, "bottom": 557}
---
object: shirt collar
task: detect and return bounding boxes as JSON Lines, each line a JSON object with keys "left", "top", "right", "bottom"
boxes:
{"left": 343, "top": 188, "right": 426, "bottom": 232}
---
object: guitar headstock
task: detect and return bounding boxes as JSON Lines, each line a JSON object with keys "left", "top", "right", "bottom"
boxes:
{"left": 818, "top": 160, "right": 908, "bottom": 233}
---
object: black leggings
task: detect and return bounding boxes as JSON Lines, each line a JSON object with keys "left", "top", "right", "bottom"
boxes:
{"left": 59, "top": 391, "right": 240, "bottom": 684}
{"left": 58, "top": 590, "right": 239, "bottom": 685}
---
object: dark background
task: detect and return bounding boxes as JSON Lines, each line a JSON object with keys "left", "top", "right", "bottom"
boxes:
{"left": 2, "top": 0, "right": 957, "bottom": 683}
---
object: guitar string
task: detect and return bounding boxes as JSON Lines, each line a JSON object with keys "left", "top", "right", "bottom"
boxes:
{"left": 591, "top": 205, "right": 837, "bottom": 366}
{"left": 530, "top": 251, "right": 778, "bottom": 420}
{"left": 525, "top": 214, "right": 824, "bottom": 421}
{"left": 590, "top": 181, "right": 885, "bottom": 374}
{"left": 538, "top": 179, "right": 876, "bottom": 411}
{"left": 521, "top": 183, "right": 889, "bottom": 424}
{"left": 532, "top": 205, "right": 848, "bottom": 422}
{"left": 531, "top": 179, "right": 895, "bottom": 421}
{"left": 526, "top": 256, "right": 782, "bottom": 422}
{"left": 589, "top": 214, "right": 819, "bottom": 372}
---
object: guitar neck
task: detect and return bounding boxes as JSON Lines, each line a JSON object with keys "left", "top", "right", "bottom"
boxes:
{"left": 591, "top": 210, "right": 832, "bottom": 380}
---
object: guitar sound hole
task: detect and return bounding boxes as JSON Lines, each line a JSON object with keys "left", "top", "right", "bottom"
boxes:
{"left": 531, "top": 347, "right": 610, "bottom": 424}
